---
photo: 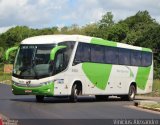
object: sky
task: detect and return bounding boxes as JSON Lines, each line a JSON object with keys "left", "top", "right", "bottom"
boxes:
{"left": 0, "top": 0, "right": 160, "bottom": 33}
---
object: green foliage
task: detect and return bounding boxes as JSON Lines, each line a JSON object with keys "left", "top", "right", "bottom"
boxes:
{"left": 0, "top": 47, "right": 4, "bottom": 58}
{"left": 96, "top": 12, "right": 115, "bottom": 39}
{"left": 82, "top": 23, "right": 99, "bottom": 37}
{"left": 107, "top": 23, "right": 129, "bottom": 42}
{"left": 0, "top": 10, "right": 160, "bottom": 78}
{"left": 99, "top": 12, "right": 114, "bottom": 28}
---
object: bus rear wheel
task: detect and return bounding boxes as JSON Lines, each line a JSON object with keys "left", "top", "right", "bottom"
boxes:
{"left": 36, "top": 95, "right": 44, "bottom": 102}
{"left": 121, "top": 85, "right": 136, "bottom": 101}
{"left": 128, "top": 85, "right": 136, "bottom": 101}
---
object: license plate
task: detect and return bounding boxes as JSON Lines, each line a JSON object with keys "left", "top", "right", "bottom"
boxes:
{"left": 25, "top": 90, "right": 32, "bottom": 93}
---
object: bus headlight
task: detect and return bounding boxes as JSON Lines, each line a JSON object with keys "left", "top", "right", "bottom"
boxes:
{"left": 53, "top": 79, "right": 64, "bottom": 84}
{"left": 40, "top": 81, "right": 53, "bottom": 86}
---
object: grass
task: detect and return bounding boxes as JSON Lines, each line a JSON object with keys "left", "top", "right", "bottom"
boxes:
{"left": 0, "top": 72, "right": 12, "bottom": 85}
{"left": 145, "top": 104, "right": 160, "bottom": 108}
{"left": 0, "top": 63, "right": 3, "bottom": 71}
{"left": 0, "top": 63, "right": 12, "bottom": 84}
{"left": 142, "top": 103, "right": 160, "bottom": 111}
{"left": 146, "top": 79, "right": 160, "bottom": 97}
{"left": 0, "top": 63, "right": 12, "bottom": 85}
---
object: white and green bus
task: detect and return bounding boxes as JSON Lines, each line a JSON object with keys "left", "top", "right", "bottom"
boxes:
{"left": 10, "top": 35, "right": 153, "bottom": 102}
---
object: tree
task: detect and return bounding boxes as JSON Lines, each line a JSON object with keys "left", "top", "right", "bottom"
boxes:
{"left": 82, "top": 23, "right": 100, "bottom": 37}
{"left": 96, "top": 12, "right": 115, "bottom": 39}
{"left": 99, "top": 12, "right": 114, "bottom": 28}
{"left": 107, "top": 23, "right": 129, "bottom": 42}
{"left": 0, "top": 47, "right": 4, "bottom": 63}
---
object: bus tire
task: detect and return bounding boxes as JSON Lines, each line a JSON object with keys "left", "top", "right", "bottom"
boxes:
{"left": 95, "top": 95, "right": 108, "bottom": 101}
{"left": 69, "top": 84, "right": 78, "bottom": 103}
{"left": 36, "top": 95, "right": 44, "bottom": 102}
{"left": 128, "top": 85, "right": 136, "bottom": 101}
{"left": 122, "top": 85, "right": 136, "bottom": 101}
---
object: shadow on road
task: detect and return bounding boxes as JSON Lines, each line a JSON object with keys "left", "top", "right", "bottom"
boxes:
{"left": 10, "top": 96, "right": 128, "bottom": 104}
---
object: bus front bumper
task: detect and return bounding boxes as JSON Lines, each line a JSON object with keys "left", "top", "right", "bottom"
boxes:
{"left": 12, "top": 83, "right": 54, "bottom": 96}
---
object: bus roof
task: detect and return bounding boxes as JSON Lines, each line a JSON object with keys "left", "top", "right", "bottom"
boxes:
{"left": 21, "top": 35, "right": 152, "bottom": 52}
{"left": 21, "top": 35, "right": 92, "bottom": 45}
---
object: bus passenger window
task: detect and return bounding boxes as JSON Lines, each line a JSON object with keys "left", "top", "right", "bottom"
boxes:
{"left": 74, "top": 43, "right": 90, "bottom": 63}
{"left": 105, "top": 47, "right": 118, "bottom": 64}
{"left": 131, "top": 50, "right": 141, "bottom": 66}
{"left": 142, "top": 52, "right": 152, "bottom": 67}
{"left": 119, "top": 48, "right": 130, "bottom": 65}
{"left": 91, "top": 45, "right": 104, "bottom": 63}
{"left": 54, "top": 52, "right": 65, "bottom": 74}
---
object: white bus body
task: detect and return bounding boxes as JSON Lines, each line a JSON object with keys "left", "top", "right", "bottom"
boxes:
{"left": 12, "top": 35, "right": 153, "bottom": 102}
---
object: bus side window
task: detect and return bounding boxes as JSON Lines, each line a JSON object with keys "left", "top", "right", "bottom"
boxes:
{"left": 119, "top": 48, "right": 130, "bottom": 65}
{"left": 141, "top": 52, "right": 152, "bottom": 67}
{"left": 105, "top": 47, "right": 118, "bottom": 64}
{"left": 91, "top": 45, "right": 104, "bottom": 63}
{"left": 54, "top": 50, "right": 66, "bottom": 74}
{"left": 74, "top": 43, "right": 90, "bottom": 64}
{"left": 131, "top": 50, "right": 141, "bottom": 66}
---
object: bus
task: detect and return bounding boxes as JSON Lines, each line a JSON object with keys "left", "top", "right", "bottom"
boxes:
{"left": 10, "top": 35, "right": 153, "bottom": 102}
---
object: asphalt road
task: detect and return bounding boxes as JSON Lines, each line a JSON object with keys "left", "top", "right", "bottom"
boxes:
{"left": 0, "top": 83, "right": 159, "bottom": 125}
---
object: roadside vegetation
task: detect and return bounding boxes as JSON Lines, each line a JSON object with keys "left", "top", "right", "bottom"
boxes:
{"left": 0, "top": 63, "right": 11, "bottom": 85}
{"left": 139, "top": 103, "right": 160, "bottom": 112}
{"left": 147, "top": 79, "right": 160, "bottom": 97}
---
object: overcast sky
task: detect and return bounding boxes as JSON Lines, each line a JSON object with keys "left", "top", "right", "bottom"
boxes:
{"left": 0, "top": 0, "right": 160, "bottom": 33}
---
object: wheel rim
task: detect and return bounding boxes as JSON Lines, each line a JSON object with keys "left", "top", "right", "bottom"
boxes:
{"left": 129, "top": 86, "right": 135, "bottom": 99}
{"left": 74, "top": 89, "right": 78, "bottom": 96}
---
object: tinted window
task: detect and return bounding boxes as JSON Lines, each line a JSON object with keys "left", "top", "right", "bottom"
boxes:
{"left": 74, "top": 43, "right": 90, "bottom": 63}
{"left": 142, "top": 52, "right": 152, "bottom": 67}
{"left": 105, "top": 47, "right": 118, "bottom": 64}
{"left": 54, "top": 51, "right": 65, "bottom": 74}
{"left": 91, "top": 45, "right": 104, "bottom": 63}
{"left": 131, "top": 50, "right": 141, "bottom": 66}
{"left": 119, "top": 48, "right": 130, "bottom": 65}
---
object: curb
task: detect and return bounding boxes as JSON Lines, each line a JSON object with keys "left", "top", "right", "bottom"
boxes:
{"left": 134, "top": 101, "right": 160, "bottom": 112}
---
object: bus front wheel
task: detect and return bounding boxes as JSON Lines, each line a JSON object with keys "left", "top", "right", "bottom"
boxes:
{"left": 69, "top": 84, "right": 78, "bottom": 103}
{"left": 36, "top": 95, "right": 44, "bottom": 102}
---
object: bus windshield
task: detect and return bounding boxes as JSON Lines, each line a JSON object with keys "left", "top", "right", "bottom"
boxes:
{"left": 13, "top": 44, "right": 56, "bottom": 79}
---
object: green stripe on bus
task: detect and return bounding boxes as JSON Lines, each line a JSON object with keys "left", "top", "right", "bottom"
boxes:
{"left": 135, "top": 66, "right": 151, "bottom": 90}
{"left": 91, "top": 38, "right": 117, "bottom": 47}
{"left": 142, "top": 47, "right": 152, "bottom": 52}
{"left": 12, "top": 82, "right": 54, "bottom": 96}
{"left": 82, "top": 63, "right": 112, "bottom": 90}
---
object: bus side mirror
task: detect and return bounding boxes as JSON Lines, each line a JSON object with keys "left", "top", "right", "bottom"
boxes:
{"left": 5, "top": 46, "right": 19, "bottom": 61}
{"left": 50, "top": 46, "right": 67, "bottom": 60}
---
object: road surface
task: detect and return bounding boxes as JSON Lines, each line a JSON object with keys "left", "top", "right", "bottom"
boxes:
{"left": 0, "top": 83, "right": 159, "bottom": 125}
